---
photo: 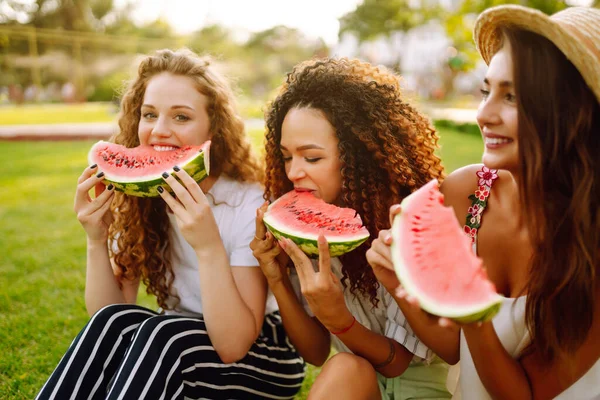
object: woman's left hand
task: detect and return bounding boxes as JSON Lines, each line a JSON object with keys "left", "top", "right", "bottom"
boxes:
{"left": 158, "top": 168, "right": 221, "bottom": 252}
{"left": 279, "top": 233, "right": 354, "bottom": 332}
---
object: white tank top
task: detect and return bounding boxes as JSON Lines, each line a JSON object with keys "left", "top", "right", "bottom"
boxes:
{"left": 452, "top": 216, "right": 600, "bottom": 398}
{"left": 454, "top": 295, "right": 600, "bottom": 399}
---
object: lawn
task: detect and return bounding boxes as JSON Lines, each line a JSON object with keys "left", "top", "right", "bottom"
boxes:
{"left": 0, "top": 103, "right": 118, "bottom": 125}
{"left": 0, "top": 102, "right": 264, "bottom": 125}
{"left": 0, "top": 126, "right": 482, "bottom": 399}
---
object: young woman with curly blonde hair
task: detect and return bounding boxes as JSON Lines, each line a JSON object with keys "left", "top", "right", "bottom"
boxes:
{"left": 36, "top": 48, "right": 304, "bottom": 400}
{"left": 250, "top": 57, "right": 450, "bottom": 399}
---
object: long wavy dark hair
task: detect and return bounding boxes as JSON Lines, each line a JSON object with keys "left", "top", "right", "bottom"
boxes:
{"left": 504, "top": 27, "right": 600, "bottom": 363}
{"left": 264, "top": 58, "right": 445, "bottom": 306}
{"left": 109, "top": 48, "right": 262, "bottom": 310}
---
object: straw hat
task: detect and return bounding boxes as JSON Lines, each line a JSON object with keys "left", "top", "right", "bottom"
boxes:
{"left": 474, "top": 5, "right": 600, "bottom": 103}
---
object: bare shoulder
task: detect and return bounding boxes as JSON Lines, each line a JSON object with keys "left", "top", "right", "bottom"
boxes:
{"left": 441, "top": 164, "right": 511, "bottom": 203}
{"left": 440, "top": 164, "right": 483, "bottom": 203}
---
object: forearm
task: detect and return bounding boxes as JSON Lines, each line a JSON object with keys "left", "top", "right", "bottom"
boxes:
{"left": 335, "top": 321, "right": 413, "bottom": 378}
{"left": 85, "top": 239, "right": 128, "bottom": 315}
{"left": 269, "top": 278, "right": 331, "bottom": 366}
{"left": 392, "top": 292, "right": 460, "bottom": 364}
{"left": 196, "top": 246, "right": 260, "bottom": 363}
{"left": 463, "top": 322, "right": 532, "bottom": 400}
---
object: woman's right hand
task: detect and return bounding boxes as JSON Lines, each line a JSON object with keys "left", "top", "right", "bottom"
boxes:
{"left": 366, "top": 204, "right": 403, "bottom": 293}
{"left": 73, "top": 165, "right": 115, "bottom": 242}
{"left": 250, "top": 201, "right": 289, "bottom": 285}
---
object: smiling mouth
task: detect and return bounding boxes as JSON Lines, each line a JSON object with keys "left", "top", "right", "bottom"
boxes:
{"left": 484, "top": 137, "right": 513, "bottom": 145}
{"left": 152, "top": 145, "right": 179, "bottom": 152}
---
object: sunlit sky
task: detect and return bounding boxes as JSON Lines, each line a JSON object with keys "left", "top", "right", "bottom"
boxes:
{"left": 116, "top": 0, "right": 364, "bottom": 44}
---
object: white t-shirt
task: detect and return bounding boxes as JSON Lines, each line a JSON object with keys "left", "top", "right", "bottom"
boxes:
{"left": 163, "top": 175, "right": 278, "bottom": 317}
{"left": 290, "top": 257, "right": 435, "bottom": 363}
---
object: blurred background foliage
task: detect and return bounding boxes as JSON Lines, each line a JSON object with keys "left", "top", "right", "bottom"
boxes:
{"left": 0, "top": 0, "right": 598, "bottom": 109}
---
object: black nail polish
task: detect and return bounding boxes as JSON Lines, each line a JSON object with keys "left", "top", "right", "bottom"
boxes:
{"left": 107, "top": 184, "right": 114, "bottom": 190}
{"left": 90, "top": 164, "right": 97, "bottom": 169}
{"left": 162, "top": 172, "right": 169, "bottom": 179}
{"left": 96, "top": 172, "right": 105, "bottom": 178}
{"left": 173, "top": 165, "right": 180, "bottom": 172}
{"left": 157, "top": 186, "right": 164, "bottom": 193}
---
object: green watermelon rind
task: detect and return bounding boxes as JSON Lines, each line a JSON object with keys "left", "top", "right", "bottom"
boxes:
{"left": 263, "top": 220, "right": 369, "bottom": 258}
{"left": 391, "top": 184, "right": 504, "bottom": 323}
{"left": 90, "top": 142, "right": 210, "bottom": 198}
{"left": 262, "top": 195, "right": 370, "bottom": 258}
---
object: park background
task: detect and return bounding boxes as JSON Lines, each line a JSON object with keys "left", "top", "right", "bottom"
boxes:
{"left": 1, "top": 0, "right": 599, "bottom": 398}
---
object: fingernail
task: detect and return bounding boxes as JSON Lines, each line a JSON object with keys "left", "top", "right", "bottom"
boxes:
{"left": 162, "top": 172, "right": 169, "bottom": 179}
{"left": 173, "top": 165, "right": 180, "bottom": 172}
{"left": 96, "top": 172, "right": 105, "bottom": 178}
{"left": 90, "top": 164, "right": 97, "bottom": 169}
{"left": 385, "top": 233, "right": 392, "bottom": 242}
{"left": 107, "top": 184, "right": 114, "bottom": 190}
{"left": 278, "top": 239, "right": 286, "bottom": 249}
{"left": 157, "top": 186, "right": 164, "bottom": 193}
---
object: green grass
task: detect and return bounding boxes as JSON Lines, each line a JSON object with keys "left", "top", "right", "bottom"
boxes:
{"left": 0, "top": 103, "right": 119, "bottom": 125}
{"left": 0, "top": 127, "right": 482, "bottom": 399}
{"left": 0, "top": 102, "right": 264, "bottom": 125}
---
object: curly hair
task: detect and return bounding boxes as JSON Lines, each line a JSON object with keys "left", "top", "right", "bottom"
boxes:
{"left": 109, "top": 48, "right": 262, "bottom": 310}
{"left": 264, "top": 58, "right": 445, "bottom": 306}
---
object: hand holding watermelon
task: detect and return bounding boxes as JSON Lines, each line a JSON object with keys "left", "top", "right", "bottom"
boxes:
{"left": 250, "top": 202, "right": 290, "bottom": 285}
{"left": 390, "top": 180, "right": 503, "bottom": 324}
{"left": 279, "top": 233, "right": 354, "bottom": 332}
{"left": 157, "top": 167, "right": 221, "bottom": 253}
{"left": 74, "top": 164, "right": 115, "bottom": 242}
{"left": 366, "top": 205, "right": 402, "bottom": 294}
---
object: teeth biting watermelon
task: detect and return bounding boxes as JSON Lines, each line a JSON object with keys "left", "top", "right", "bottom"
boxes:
{"left": 262, "top": 191, "right": 370, "bottom": 258}
{"left": 391, "top": 180, "right": 503, "bottom": 323}
{"left": 88, "top": 140, "right": 210, "bottom": 197}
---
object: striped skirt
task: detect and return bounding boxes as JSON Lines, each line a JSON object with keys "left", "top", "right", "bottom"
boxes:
{"left": 36, "top": 304, "right": 306, "bottom": 399}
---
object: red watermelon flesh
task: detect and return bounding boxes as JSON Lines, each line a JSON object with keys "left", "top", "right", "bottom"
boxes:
{"left": 391, "top": 180, "right": 503, "bottom": 323}
{"left": 262, "top": 191, "right": 370, "bottom": 257}
{"left": 88, "top": 140, "right": 210, "bottom": 197}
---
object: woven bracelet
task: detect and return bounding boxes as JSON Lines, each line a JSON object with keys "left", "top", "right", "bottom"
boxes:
{"left": 373, "top": 337, "right": 396, "bottom": 369}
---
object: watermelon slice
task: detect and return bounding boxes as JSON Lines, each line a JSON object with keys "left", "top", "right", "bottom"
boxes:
{"left": 262, "top": 191, "right": 370, "bottom": 258}
{"left": 391, "top": 180, "right": 503, "bottom": 323}
{"left": 88, "top": 140, "right": 210, "bottom": 197}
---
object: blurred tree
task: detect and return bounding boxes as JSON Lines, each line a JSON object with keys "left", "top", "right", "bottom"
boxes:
{"left": 339, "top": 0, "right": 597, "bottom": 97}
{"left": 339, "top": 0, "right": 441, "bottom": 42}
{"left": 187, "top": 24, "right": 239, "bottom": 59}
{"left": 242, "top": 25, "right": 326, "bottom": 98}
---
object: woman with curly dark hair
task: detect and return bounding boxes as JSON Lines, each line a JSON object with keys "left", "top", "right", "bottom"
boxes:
{"left": 36, "top": 48, "right": 304, "bottom": 400}
{"left": 250, "top": 58, "right": 450, "bottom": 399}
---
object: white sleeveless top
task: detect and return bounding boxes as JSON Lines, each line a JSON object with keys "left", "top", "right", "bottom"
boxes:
{"left": 452, "top": 244, "right": 600, "bottom": 399}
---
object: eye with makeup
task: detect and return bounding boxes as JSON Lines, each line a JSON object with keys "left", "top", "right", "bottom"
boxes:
{"left": 480, "top": 88, "right": 490, "bottom": 99}
{"left": 142, "top": 111, "right": 157, "bottom": 120}
{"left": 174, "top": 114, "right": 190, "bottom": 122}
{"left": 504, "top": 93, "right": 516, "bottom": 103}
{"left": 305, "top": 157, "right": 322, "bottom": 163}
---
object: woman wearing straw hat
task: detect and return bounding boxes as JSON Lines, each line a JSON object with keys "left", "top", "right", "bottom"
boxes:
{"left": 366, "top": 5, "right": 600, "bottom": 399}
